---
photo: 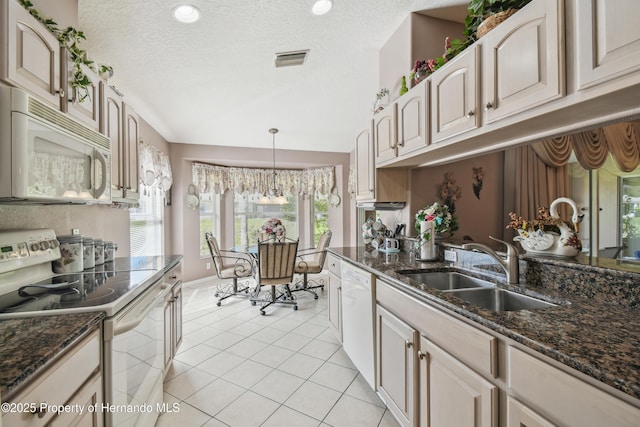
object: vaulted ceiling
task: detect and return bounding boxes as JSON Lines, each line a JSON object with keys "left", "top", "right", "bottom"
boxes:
{"left": 77, "top": 0, "right": 467, "bottom": 152}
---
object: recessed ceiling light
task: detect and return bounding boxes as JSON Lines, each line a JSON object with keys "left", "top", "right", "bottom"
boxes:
{"left": 312, "top": 0, "right": 333, "bottom": 16}
{"left": 173, "top": 5, "right": 201, "bottom": 23}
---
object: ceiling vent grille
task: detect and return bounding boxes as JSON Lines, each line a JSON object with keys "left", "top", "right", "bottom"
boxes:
{"left": 274, "top": 50, "right": 309, "bottom": 68}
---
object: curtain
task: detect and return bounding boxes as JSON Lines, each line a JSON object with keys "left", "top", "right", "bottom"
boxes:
{"left": 192, "top": 162, "right": 336, "bottom": 197}
{"left": 514, "top": 145, "right": 569, "bottom": 221}
{"left": 515, "top": 121, "right": 640, "bottom": 221}
{"left": 139, "top": 140, "right": 173, "bottom": 191}
{"left": 531, "top": 121, "right": 640, "bottom": 172}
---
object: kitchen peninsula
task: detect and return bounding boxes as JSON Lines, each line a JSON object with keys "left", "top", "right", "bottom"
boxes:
{"left": 328, "top": 246, "right": 640, "bottom": 426}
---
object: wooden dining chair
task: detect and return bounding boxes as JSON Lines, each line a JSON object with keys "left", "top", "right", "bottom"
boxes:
{"left": 293, "top": 230, "right": 332, "bottom": 299}
{"left": 252, "top": 238, "right": 299, "bottom": 315}
{"left": 205, "top": 232, "right": 255, "bottom": 306}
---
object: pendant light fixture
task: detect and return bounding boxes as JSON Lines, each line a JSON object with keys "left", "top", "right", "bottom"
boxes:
{"left": 258, "top": 128, "right": 288, "bottom": 205}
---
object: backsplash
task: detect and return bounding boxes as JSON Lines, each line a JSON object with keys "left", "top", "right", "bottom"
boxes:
{"left": 446, "top": 245, "right": 640, "bottom": 308}
{"left": 0, "top": 204, "right": 130, "bottom": 255}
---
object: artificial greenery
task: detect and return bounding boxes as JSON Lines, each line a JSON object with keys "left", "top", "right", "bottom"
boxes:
{"left": 18, "top": 0, "right": 112, "bottom": 103}
{"left": 464, "top": 0, "right": 532, "bottom": 43}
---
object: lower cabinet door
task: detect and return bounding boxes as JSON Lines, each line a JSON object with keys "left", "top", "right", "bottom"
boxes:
{"left": 507, "top": 397, "right": 556, "bottom": 427}
{"left": 422, "top": 337, "right": 497, "bottom": 427}
{"left": 376, "top": 305, "right": 417, "bottom": 427}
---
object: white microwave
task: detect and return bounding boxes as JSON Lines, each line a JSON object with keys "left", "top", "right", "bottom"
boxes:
{"left": 0, "top": 86, "right": 111, "bottom": 204}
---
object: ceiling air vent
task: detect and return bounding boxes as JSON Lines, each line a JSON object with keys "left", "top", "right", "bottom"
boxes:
{"left": 274, "top": 50, "right": 309, "bottom": 68}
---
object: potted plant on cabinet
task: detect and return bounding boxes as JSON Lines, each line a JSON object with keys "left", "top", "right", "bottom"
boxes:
{"left": 465, "top": 0, "right": 533, "bottom": 42}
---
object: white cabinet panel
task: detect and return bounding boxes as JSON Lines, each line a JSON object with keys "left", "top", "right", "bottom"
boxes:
{"left": 482, "top": 0, "right": 564, "bottom": 123}
{"left": 576, "top": 0, "right": 640, "bottom": 89}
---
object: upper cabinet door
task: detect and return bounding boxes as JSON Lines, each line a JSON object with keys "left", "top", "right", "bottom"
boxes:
{"left": 2, "top": 0, "right": 61, "bottom": 106}
{"left": 64, "top": 61, "right": 101, "bottom": 130}
{"left": 123, "top": 103, "right": 140, "bottom": 201}
{"left": 576, "top": 0, "right": 640, "bottom": 90}
{"left": 355, "top": 123, "right": 375, "bottom": 201}
{"left": 397, "top": 79, "right": 428, "bottom": 157}
{"left": 430, "top": 45, "right": 479, "bottom": 143}
{"left": 482, "top": 0, "right": 565, "bottom": 124}
{"left": 100, "top": 83, "right": 124, "bottom": 200}
{"left": 374, "top": 104, "right": 398, "bottom": 164}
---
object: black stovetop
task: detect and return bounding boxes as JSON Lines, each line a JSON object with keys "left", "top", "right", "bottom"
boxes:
{"left": 0, "top": 264, "right": 156, "bottom": 314}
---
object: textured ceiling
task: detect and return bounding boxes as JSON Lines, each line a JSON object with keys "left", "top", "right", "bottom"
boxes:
{"left": 78, "top": 0, "right": 466, "bottom": 152}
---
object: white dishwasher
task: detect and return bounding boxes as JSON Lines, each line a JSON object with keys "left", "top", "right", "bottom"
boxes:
{"left": 340, "top": 260, "right": 376, "bottom": 389}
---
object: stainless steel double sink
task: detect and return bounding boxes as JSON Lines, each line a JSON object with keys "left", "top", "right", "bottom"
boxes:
{"left": 396, "top": 270, "right": 556, "bottom": 311}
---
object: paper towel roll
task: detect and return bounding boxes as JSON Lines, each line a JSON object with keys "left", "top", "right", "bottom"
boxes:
{"left": 419, "top": 220, "right": 437, "bottom": 261}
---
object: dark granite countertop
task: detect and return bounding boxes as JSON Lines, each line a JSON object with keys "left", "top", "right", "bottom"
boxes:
{"left": 0, "top": 312, "right": 104, "bottom": 401}
{"left": 329, "top": 247, "right": 640, "bottom": 402}
{"left": 0, "top": 255, "right": 183, "bottom": 401}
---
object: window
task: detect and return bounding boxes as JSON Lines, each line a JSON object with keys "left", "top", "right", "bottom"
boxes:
{"left": 199, "top": 191, "right": 221, "bottom": 256}
{"left": 569, "top": 155, "right": 640, "bottom": 259}
{"left": 130, "top": 187, "right": 165, "bottom": 256}
{"left": 234, "top": 193, "right": 298, "bottom": 248}
{"left": 312, "top": 194, "right": 329, "bottom": 245}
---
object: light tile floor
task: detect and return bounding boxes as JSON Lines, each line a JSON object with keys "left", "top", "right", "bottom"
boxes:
{"left": 156, "top": 277, "right": 401, "bottom": 427}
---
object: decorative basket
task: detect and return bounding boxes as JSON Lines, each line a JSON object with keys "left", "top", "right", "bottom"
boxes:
{"left": 476, "top": 9, "right": 519, "bottom": 38}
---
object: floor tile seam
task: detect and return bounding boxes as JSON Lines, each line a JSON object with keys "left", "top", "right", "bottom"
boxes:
{"left": 249, "top": 371, "right": 307, "bottom": 404}
{"left": 318, "top": 373, "right": 381, "bottom": 427}
{"left": 216, "top": 388, "right": 282, "bottom": 425}
{"left": 164, "top": 367, "right": 221, "bottom": 400}
{"left": 279, "top": 403, "right": 327, "bottom": 425}
{"left": 305, "top": 362, "right": 360, "bottom": 394}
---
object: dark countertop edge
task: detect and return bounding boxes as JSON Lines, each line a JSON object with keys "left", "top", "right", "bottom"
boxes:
{"left": 1, "top": 312, "right": 104, "bottom": 401}
{"left": 328, "top": 247, "right": 640, "bottom": 403}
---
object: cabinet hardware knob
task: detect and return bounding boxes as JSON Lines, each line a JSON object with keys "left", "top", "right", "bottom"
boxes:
{"left": 467, "top": 110, "right": 474, "bottom": 117}
{"left": 418, "top": 351, "right": 425, "bottom": 360}
{"left": 485, "top": 101, "right": 493, "bottom": 110}
{"left": 405, "top": 340, "right": 413, "bottom": 348}
{"left": 31, "top": 402, "right": 47, "bottom": 418}
{"left": 57, "top": 89, "right": 65, "bottom": 98}
{"left": 337, "top": 286, "right": 341, "bottom": 290}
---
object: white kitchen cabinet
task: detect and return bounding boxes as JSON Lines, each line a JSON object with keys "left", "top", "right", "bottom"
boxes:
{"left": 377, "top": 278, "right": 498, "bottom": 427}
{"left": 63, "top": 60, "right": 101, "bottom": 130}
{"left": 506, "top": 397, "right": 556, "bottom": 427}
{"left": 0, "top": 0, "right": 62, "bottom": 107}
{"left": 100, "top": 85, "right": 140, "bottom": 205}
{"left": 164, "top": 264, "right": 183, "bottom": 375}
{"left": 100, "top": 83, "right": 126, "bottom": 200}
{"left": 396, "top": 79, "right": 428, "bottom": 158}
{"left": 430, "top": 45, "right": 480, "bottom": 143}
{"left": 354, "top": 123, "right": 408, "bottom": 203}
{"left": 123, "top": 102, "right": 140, "bottom": 202}
{"left": 508, "top": 346, "right": 640, "bottom": 427}
{"left": 1, "top": 0, "right": 102, "bottom": 131}
{"left": 2, "top": 328, "right": 102, "bottom": 427}
{"left": 422, "top": 337, "right": 497, "bottom": 427}
{"left": 481, "top": 0, "right": 565, "bottom": 124}
{"left": 375, "top": 79, "right": 429, "bottom": 167}
{"left": 376, "top": 304, "right": 417, "bottom": 427}
{"left": 374, "top": 104, "right": 397, "bottom": 164}
{"left": 355, "top": 124, "right": 375, "bottom": 201}
{"left": 327, "top": 253, "right": 342, "bottom": 342}
{"left": 575, "top": 0, "right": 640, "bottom": 90}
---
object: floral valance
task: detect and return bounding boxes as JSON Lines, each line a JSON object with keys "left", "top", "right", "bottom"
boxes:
{"left": 192, "top": 162, "right": 336, "bottom": 197}
{"left": 532, "top": 121, "right": 640, "bottom": 172}
{"left": 139, "top": 139, "right": 173, "bottom": 191}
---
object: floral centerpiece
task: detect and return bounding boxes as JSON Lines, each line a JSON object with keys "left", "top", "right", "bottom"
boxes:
{"left": 414, "top": 202, "right": 458, "bottom": 239}
{"left": 506, "top": 198, "right": 583, "bottom": 257}
{"left": 260, "top": 218, "right": 286, "bottom": 241}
